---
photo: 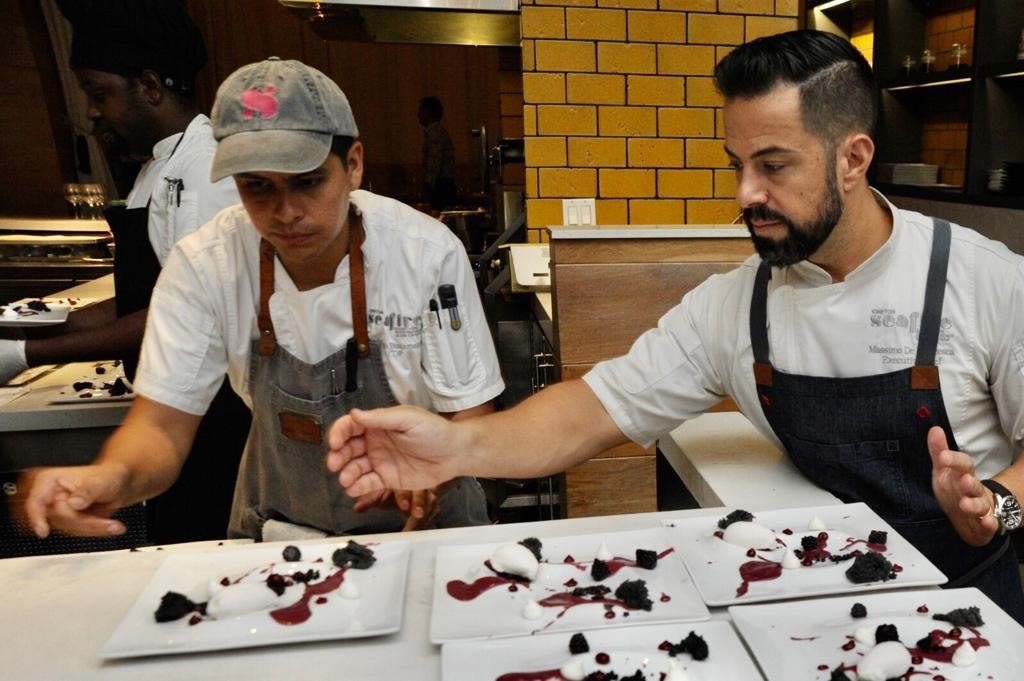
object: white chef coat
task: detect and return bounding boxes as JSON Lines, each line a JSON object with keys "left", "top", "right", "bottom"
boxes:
{"left": 126, "top": 114, "right": 239, "bottom": 265}
{"left": 135, "top": 189, "right": 504, "bottom": 416}
{"left": 584, "top": 192, "right": 1024, "bottom": 479}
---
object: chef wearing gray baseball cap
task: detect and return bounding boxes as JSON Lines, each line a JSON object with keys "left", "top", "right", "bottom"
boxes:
{"left": 21, "top": 58, "right": 504, "bottom": 542}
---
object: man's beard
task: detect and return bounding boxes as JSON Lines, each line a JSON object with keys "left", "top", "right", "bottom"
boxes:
{"left": 744, "top": 172, "right": 844, "bottom": 268}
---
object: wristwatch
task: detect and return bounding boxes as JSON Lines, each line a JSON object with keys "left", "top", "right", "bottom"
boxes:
{"left": 981, "top": 479, "right": 1023, "bottom": 534}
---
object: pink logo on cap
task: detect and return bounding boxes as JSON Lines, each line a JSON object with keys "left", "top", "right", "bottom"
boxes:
{"left": 240, "top": 85, "right": 278, "bottom": 120}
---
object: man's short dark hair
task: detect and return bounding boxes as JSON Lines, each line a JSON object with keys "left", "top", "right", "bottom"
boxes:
{"left": 330, "top": 136, "right": 357, "bottom": 168}
{"left": 714, "top": 29, "right": 877, "bottom": 143}
{"left": 419, "top": 96, "right": 444, "bottom": 121}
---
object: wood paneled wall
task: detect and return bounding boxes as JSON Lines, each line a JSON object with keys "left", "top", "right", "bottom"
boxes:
{"left": 185, "top": 0, "right": 510, "bottom": 202}
{"left": 0, "top": 0, "right": 76, "bottom": 217}
{"left": 0, "top": 0, "right": 513, "bottom": 216}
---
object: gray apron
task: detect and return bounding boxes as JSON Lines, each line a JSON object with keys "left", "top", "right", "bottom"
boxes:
{"left": 228, "top": 211, "right": 488, "bottom": 539}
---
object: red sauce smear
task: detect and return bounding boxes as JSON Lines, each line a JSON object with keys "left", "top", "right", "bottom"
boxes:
{"left": 736, "top": 559, "right": 783, "bottom": 597}
{"left": 496, "top": 671, "right": 564, "bottom": 681}
{"left": 269, "top": 568, "right": 347, "bottom": 625}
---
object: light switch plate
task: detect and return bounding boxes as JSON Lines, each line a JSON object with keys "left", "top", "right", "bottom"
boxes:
{"left": 562, "top": 198, "right": 596, "bottom": 226}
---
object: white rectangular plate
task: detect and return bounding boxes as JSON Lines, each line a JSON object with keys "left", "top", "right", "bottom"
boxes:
{"left": 49, "top": 361, "right": 134, "bottom": 403}
{"left": 0, "top": 299, "right": 70, "bottom": 326}
{"left": 442, "top": 620, "right": 763, "bottom": 681}
{"left": 662, "top": 503, "right": 947, "bottom": 606}
{"left": 430, "top": 527, "right": 709, "bottom": 643}
{"left": 98, "top": 539, "right": 410, "bottom": 659}
{"left": 730, "top": 587, "right": 1023, "bottom": 681}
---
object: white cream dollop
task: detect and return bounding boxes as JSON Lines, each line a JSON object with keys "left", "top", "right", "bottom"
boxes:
{"left": 664, "top": 659, "right": 690, "bottom": 681}
{"left": 490, "top": 543, "right": 539, "bottom": 580}
{"left": 951, "top": 641, "right": 978, "bottom": 667}
{"left": 205, "top": 581, "right": 286, "bottom": 619}
{"left": 853, "top": 625, "right": 876, "bottom": 647}
{"left": 596, "top": 540, "right": 613, "bottom": 561}
{"left": 722, "top": 521, "right": 777, "bottom": 550}
{"left": 856, "top": 640, "right": 912, "bottom": 681}
{"left": 781, "top": 549, "right": 801, "bottom": 570}
{"left": 560, "top": 656, "right": 586, "bottom": 681}
{"left": 522, "top": 599, "right": 543, "bottom": 620}
{"left": 808, "top": 515, "right": 827, "bottom": 531}
{"left": 339, "top": 576, "right": 360, "bottom": 599}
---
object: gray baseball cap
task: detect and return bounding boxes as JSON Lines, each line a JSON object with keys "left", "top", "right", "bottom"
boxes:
{"left": 210, "top": 57, "right": 359, "bottom": 182}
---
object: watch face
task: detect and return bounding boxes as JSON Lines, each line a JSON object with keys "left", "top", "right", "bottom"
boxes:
{"left": 999, "top": 496, "right": 1023, "bottom": 532}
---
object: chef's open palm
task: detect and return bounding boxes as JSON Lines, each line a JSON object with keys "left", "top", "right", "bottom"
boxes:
{"left": 326, "top": 406, "right": 460, "bottom": 497}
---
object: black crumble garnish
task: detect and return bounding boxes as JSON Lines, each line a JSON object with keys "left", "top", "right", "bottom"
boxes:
{"left": 154, "top": 591, "right": 202, "bottom": 623}
{"left": 868, "top": 530, "right": 888, "bottom": 545}
{"left": 282, "top": 545, "right": 302, "bottom": 562}
{"left": 584, "top": 673, "right": 619, "bottom": 681}
{"left": 265, "top": 573, "right": 289, "bottom": 596}
{"left": 25, "top": 299, "right": 50, "bottom": 311}
{"left": 827, "top": 552, "right": 859, "bottom": 564}
{"left": 916, "top": 630, "right": 949, "bottom": 653}
{"left": 591, "top": 558, "right": 611, "bottom": 581}
{"left": 845, "top": 551, "right": 895, "bottom": 584}
{"left": 620, "top": 671, "right": 644, "bottom": 681}
{"left": 829, "top": 666, "right": 852, "bottom": 681}
{"left": 290, "top": 569, "right": 320, "bottom": 584}
{"left": 518, "top": 537, "right": 543, "bottom": 561}
{"left": 850, "top": 602, "right": 867, "bottom": 618}
{"left": 332, "top": 540, "right": 376, "bottom": 569}
{"left": 660, "top": 630, "right": 710, "bottom": 660}
{"left": 94, "top": 366, "right": 106, "bottom": 374}
{"left": 73, "top": 381, "right": 94, "bottom": 392}
{"left": 572, "top": 584, "right": 612, "bottom": 600}
{"left": 717, "top": 509, "right": 754, "bottom": 529}
{"left": 107, "top": 377, "right": 130, "bottom": 396}
{"left": 933, "top": 606, "right": 984, "bottom": 627}
{"left": 569, "top": 632, "right": 590, "bottom": 654}
{"left": 635, "top": 549, "right": 657, "bottom": 570}
{"left": 614, "top": 579, "right": 653, "bottom": 611}
{"left": 875, "top": 623, "right": 900, "bottom": 644}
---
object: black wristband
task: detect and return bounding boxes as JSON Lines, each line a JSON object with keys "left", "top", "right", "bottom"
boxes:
{"left": 981, "top": 479, "right": 1013, "bottom": 498}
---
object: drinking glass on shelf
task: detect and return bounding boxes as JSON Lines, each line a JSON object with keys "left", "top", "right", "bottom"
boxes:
{"left": 901, "top": 54, "right": 916, "bottom": 76}
{"left": 62, "top": 182, "right": 84, "bottom": 218}
{"left": 950, "top": 43, "right": 967, "bottom": 69}
{"left": 920, "top": 49, "right": 936, "bottom": 73}
{"left": 80, "top": 183, "right": 107, "bottom": 219}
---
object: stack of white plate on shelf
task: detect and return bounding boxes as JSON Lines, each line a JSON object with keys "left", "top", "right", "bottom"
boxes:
{"left": 988, "top": 167, "right": 1008, "bottom": 193}
{"left": 877, "top": 162, "right": 939, "bottom": 186}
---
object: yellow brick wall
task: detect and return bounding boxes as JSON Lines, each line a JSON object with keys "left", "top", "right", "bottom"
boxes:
{"left": 521, "top": 0, "right": 799, "bottom": 239}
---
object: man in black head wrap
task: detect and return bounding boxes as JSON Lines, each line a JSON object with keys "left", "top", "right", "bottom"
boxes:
{"left": 1, "top": 0, "right": 249, "bottom": 545}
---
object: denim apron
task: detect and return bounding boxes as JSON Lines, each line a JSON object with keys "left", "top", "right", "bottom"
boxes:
{"left": 104, "top": 147, "right": 249, "bottom": 543}
{"left": 229, "top": 211, "right": 488, "bottom": 540}
{"left": 751, "top": 218, "right": 1024, "bottom": 624}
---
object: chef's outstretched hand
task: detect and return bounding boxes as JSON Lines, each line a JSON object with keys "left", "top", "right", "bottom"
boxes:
{"left": 326, "top": 406, "right": 462, "bottom": 498}
{"left": 18, "top": 464, "right": 128, "bottom": 538}
{"left": 928, "top": 426, "right": 998, "bottom": 546}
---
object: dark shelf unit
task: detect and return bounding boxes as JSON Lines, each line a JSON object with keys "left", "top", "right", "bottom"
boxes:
{"left": 814, "top": 0, "right": 1024, "bottom": 207}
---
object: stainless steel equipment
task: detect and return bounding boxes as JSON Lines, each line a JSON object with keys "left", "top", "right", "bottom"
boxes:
{"left": 279, "top": 0, "right": 520, "bottom": 46}
{"left": 0, "top": 218, "right": 113, "bottom": 300}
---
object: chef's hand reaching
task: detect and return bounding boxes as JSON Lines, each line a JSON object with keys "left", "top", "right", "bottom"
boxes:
{"left": 326, "top": 406, "right": 463, "bottom": 498}
{"left": 18, "top": 463, "right": 129, "bottom": 538}
{"left": 0, "top": 339, "right": 28, "bottom": 384}
{"left": 351, "top": 487, "right": 441, "bottom": 531}
{"left": 928, "top": 426, "right": 999, "bottom": 546}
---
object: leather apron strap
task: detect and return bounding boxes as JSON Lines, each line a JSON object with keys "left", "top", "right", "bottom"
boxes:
{"left": 256, "top": 207, "right": 368, "bottom": 358}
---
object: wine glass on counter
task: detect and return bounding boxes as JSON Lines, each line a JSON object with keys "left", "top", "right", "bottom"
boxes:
{"left": 62, "top": 182, "right": 84, "bottom": 218}
{"left": 80, "top": 183, "right": 107, "bottom": 219}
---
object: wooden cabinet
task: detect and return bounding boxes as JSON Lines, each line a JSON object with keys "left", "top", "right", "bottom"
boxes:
{"left": 811, "top": 0, "right": 1024, "bottom": 209}
{"left": 547, "top": 228, "right": 752, "bottom": 518}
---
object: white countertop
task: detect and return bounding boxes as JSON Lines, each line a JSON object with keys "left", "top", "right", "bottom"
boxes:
{"left": 659, "top": 411, "right": 840, "bottom": 510}
{"left": 1, "top": 509, "right": 730, "bottom": 681}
